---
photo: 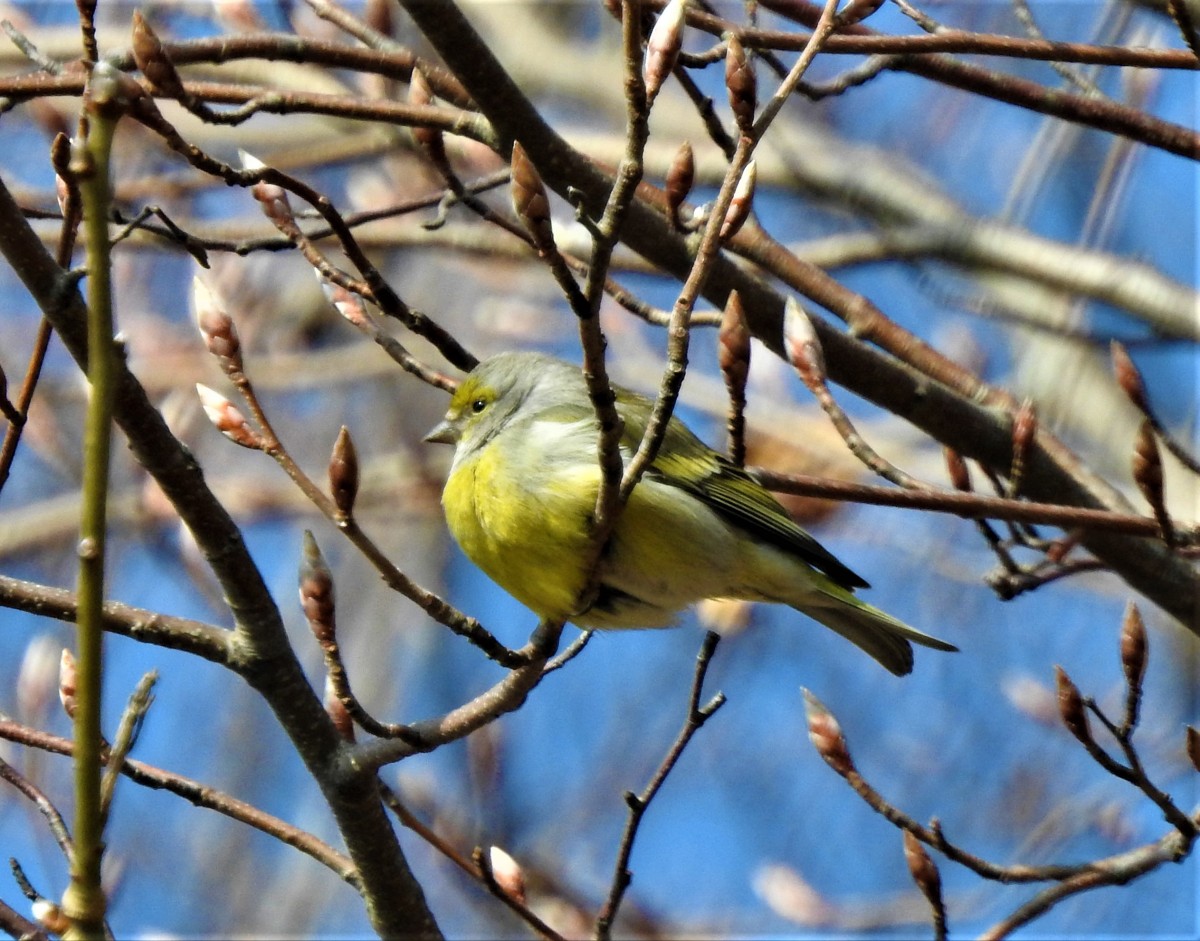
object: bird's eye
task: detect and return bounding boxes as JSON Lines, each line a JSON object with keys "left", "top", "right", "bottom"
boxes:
{"left": 471, "top": 397, "right": 488, "bottom": 414}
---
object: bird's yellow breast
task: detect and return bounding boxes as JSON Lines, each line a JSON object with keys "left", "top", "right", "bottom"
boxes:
{"left": 441, "top": 428, "right": 601, "bottom": 619}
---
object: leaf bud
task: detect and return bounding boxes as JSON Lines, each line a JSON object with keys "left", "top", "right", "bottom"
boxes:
{"left": 32, "top": 899, "right": 70, "bottom": 936}
{"left": 239, "top": 150, "right": 293, "bottom": 225}
{"left": 902, "top": 830, "right": 943, "bottom": 906}
{"left": 719, "top": 289, "right": 751, "bottom": 393}
{"left": 317, "top": 272, "right": 369, "bottom": 328}
{"left": 802, "top": 688, "right": 854, "bottom": 777}
{"left": 1054, "top": 665, "right": 1091, "bottom": 745}
{"left": 510, "top": 141, "right": 555, "bottom": 253}
{"left": 85, "top": 60, "right": 142, "bottom": 119}
{"left": 1119, "top": 602, "right": 1147, "bottom": 694}
{"left": 838, "top": 0, "right": 886, "bottom": 26}
{"left": 59, "top": 648, "right": 78, "bottom": 720}
{"left": 191, "top": 277, "right": 242, "bottom": 372}
{"left": 1186, "top": 726, "right": 1200, "bottom": 774}
{"left": 725, "top": 34, "right": 756, "bottom": 132}
{"left": 196, "top": 384, "right": 263, "bottom": 449}
{"left": 644, "top": 0, "right": 687, "bottom": 102}
{"left": 719, "top": 159, "right": 756, "bottom": 239}
{"left": 783, "top": 296, "right": 826, "bottom": 391}
{"left": 131, "top": 11, "right": 185, "bottom": 98}
{"left": 324, "top": 675, "right": 355, "bottom": 742}
{"left": 51, "top": 133, "right": 74, "bottom": 214}
{"left": 329, "top": 426, "right": 360, "bottom": 518}
{"left": 299, "top": 530, "right": 336, "bottom": 638}
{"left": 1132, "top": 420, "right": 1173, "bottom": 544}
{"left": 1132, "top": 421, "right": 1163, "bottom": 504}
{"left": 1110, "top": 340, "right": 1150, "bottom": 414}
{"left": 664, "top": 140, "right": 695, "bottom": 227}
{"left": 487, "top": 845, "right": 527, "bottom": 904}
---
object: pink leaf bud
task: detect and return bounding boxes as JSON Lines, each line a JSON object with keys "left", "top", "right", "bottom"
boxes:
{"left": 644, "top": 0, "right": 687, "bottom": 102}
{"left": 55, "top": 173, "right": 71, "bottom": 217}
{"left": 783, "top": 295, "right": 826, "bottom": 390}
{"left": 299, "top": 530, "right": 336, "bottom": 640}
{"left": 59, "top": 648, "right": 78, "bottom": 720}
{"left": 719, "top": 160, "right": 756, "bottom": 239}
{"left": 719, "top": 289, "right": 751, "bottom": 394}
{"left": 239, "top": 150, "right": 293, "bottom": 224}
{"left": 753, "top": 864, "right": 833, "bottom": 925}
{"left": 191, "top": 277, "right": 242, "bottom": 371}
{"left": 317, "top": 272, "right": 369, "bottom": 328}
{"left": 802, "top": 688, "right": 854, "bottom": 777}
{"left": 196, "top": 384, "right": 263, "bottom": 449}
{"left": 324, "top": 675, "right": 355, "bottom": 742}
{"left": 487, "top": 845, "right": 527, "bottom": 904}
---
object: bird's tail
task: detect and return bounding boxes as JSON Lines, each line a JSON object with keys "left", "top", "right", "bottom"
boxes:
{"left": 802, "top": 588, "right": 957, "bottom": 677}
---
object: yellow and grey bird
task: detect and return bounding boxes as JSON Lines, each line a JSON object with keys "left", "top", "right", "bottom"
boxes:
{"left": 425, "top": 351, "right": 956, "bottom": 675}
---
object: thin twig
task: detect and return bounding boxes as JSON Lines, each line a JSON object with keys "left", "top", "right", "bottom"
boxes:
{"left": 594, "top": 632, "right": 725, "bottom": 939}
{"left": 0, "top": 719, "right": 356, "bottom": 881}
{"left": 378, "top": 781, "right": 566, "bottom": 941}
{"left": 0, "top": 754, "right": 74, "bottom": 857}
{"left": 752, "top": 469, "right": 1196, "bottom": 542}
{"left": 98, "top": 671, "right": 158, "bottom": 827}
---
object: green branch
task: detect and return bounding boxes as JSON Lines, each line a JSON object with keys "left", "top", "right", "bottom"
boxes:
{"left": 62, "top": 62, "right": 123, "bottom": 941}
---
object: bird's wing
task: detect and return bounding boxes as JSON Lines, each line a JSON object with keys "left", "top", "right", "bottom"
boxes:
{"left": 614, "top": 393, "right": 869, "bottom": 591}
{"left": 651, "top": 449, "right": 869, "bottom": 590}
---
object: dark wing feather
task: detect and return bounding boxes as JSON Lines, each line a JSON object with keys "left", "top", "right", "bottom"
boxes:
{"left": 612, "top": 389, "right": 868, "bottom": 591}
{"left": 647, "top": 449, "right": 869, "bottom": 590}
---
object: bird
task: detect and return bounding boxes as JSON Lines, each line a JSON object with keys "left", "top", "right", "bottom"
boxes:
{"left": 425, "top": 351, "right": 956, "bottom": 675}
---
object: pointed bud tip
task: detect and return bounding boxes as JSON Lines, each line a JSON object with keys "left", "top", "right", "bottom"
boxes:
{"left": 1054, "top": 665, "right": 1091, "bottom": 743}
{"left": 802, "top": 688, "right": 853, "bottom": 776}
{"left": 1119, "top": 602, "right": 1147, "bottom": 688}
{"left": 329, "top": 426, "right": 360, "bottom": 517}
{"left": 487, "top": 845, "right": 527, "bottom": 903}
{"left": 902, "top": 830, "right": 942, "bottom": 901}
{"left": 643, "top": 0, "right": 688, "bottom": 100}
{"left": 238, "top": 149, "right": 265, "bottom": 171}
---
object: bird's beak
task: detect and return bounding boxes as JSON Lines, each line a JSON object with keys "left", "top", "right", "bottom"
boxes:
{"left": 424, "top": 419, "right": 457, "bottom": 445}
